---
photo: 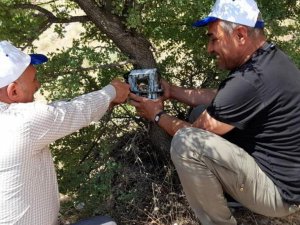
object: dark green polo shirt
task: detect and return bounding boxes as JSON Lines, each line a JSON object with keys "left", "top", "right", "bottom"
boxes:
{"left": 207, "top": 42, "right": 300, "bottom": 204}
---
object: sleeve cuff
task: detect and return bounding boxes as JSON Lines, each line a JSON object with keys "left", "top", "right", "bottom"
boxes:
{"left": 102, "top": 84, "right": 116, "bottom": 102}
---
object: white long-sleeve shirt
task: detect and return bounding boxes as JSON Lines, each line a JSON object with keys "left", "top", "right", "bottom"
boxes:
{"left": 0, "top": 85, "right": 116, "bottom": 225}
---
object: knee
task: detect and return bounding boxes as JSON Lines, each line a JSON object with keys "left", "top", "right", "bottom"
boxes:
{"left": 170, "top": 127, "right": 219, "bottom": 164}
{"left": 171, "top": 127, "right": 191, "bottom": 156}
{"left": 170, "top": 127, "right": 204, "bottom": 162}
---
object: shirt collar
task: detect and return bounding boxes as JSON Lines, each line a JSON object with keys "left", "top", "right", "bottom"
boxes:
{"left": 0, "top": 101, "right": 9, "bottom": 111}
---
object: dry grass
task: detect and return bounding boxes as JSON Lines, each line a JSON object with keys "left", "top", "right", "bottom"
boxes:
{"left": 58, "top": 129, "right": 300, "bottom": 225}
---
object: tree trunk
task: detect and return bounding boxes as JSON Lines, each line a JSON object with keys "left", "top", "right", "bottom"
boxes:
{"left": 74, "top": 0, "right": 172, "bottom": 154}
{"left": 74, "top": 0, "right": 156, "bottom": 69}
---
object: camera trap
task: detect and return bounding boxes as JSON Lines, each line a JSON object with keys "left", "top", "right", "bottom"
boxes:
{"left": 128, "top": 68, "right": 163, "bottom": 99}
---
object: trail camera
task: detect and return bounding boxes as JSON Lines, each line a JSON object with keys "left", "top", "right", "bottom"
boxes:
{"left": 128, "top": 68, "right": 163, "bottom": 99}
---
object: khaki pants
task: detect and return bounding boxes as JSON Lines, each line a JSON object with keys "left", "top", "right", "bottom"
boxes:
{"left": 171, "top": 127, "right": 299, "bottom": 225}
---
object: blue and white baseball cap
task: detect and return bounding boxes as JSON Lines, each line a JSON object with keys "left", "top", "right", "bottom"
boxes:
{"left": 193, "top": 0, "right": 264, "bottom": 28}
{"left": 0, "top": 40, "right": 48, "bottom": 88}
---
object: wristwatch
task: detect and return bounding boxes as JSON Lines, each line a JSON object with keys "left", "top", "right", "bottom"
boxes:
{"left": 154, "top": 111, "right": 166, "bottom": 124}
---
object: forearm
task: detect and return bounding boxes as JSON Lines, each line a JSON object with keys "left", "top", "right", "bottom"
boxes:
{"left": 169, "top": 85, "right": 217, "bottom": 107}
{"left": 156, "top": 110, "right": 234, "bottom": 137}
{"left": 156, "top": 113, "right": 192, "bottom": 136}
{"left": 53, "top": 85, "right": 116, "bottom": 124}
{"left": 33, "top": 85, "right": 116, "bottom": 147}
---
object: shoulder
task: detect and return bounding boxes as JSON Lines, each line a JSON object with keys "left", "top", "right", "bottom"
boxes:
{"left": 6, "top": 102, "right": 57, "bottom": 121}
{"left": 218, "top": 70, "right": 260, "bottom": 101}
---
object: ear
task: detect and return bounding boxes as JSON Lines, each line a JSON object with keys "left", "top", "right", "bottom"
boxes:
{"left": 6, "top": 82, "right": 20, "bottom": 102}
{"left": 234, "top": 26, "right": 248, "bottom": 44}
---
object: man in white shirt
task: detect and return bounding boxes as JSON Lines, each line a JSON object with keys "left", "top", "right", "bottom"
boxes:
{"left": 0, "top": 40, "right": 129, "bottom": 225}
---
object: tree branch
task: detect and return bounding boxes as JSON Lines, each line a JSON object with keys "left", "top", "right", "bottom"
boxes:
{"left": 43, "top": 59, "right": 136, "bottom": 80}
{"left": 80, "top": 59, "right": 136, "bottom": 71}
{"left": 13, "top": 3, "right": 90, "bottom": 24}
{"left": 73, "top": 0, "right": 157, "bottom": 68}
{"left": 20, "top": 20, "right": 52, "bottom": 50}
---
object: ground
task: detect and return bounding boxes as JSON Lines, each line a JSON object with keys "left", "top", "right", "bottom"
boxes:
{"left": 58, "top": 128, "right": 300, "bottom": 225}
{"left": 235, "top": 208, "right": 300, "bottom": 225}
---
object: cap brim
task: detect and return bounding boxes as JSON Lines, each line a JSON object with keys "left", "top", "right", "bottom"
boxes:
{"left": 30, "top": 54, "right": 48, "bottom": 65}
{"left": 254, "top": 20, "right": 264, "bottom": 29}
{"left": 193, "top": 17, "right": 264, "bottom": 29}
{"left": 193, "top": 17, "right": 218, "bottom": 27}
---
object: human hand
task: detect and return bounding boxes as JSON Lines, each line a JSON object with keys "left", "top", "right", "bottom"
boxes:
{"left": 110, "top": 79, "right": 130, "bottom": 105}
{"left": 129, "top": 93, "right": 164, "bottom": 121}
{"left": 160, "top": 79, "right": 172, "bottom": 101}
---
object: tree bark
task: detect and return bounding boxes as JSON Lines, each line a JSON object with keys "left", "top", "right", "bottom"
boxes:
{"left": 73, "top": 0, "right": 171, "bottom": 154}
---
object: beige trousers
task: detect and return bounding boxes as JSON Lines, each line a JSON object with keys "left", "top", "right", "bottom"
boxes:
{"left": 171, "top": 127, "right": 299, "bottom": 225}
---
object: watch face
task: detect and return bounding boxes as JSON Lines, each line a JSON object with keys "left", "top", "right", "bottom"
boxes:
{"left": 155, "top": 115, "right": 159, "bottom": 122}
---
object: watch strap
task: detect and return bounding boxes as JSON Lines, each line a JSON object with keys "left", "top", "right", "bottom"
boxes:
{"left": 154, "top": 110, "right": 166, "bottom": 124}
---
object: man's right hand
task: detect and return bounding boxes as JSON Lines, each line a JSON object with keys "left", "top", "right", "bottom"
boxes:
{"left": 110, "top": 79, "right": 130, "bottom": 105}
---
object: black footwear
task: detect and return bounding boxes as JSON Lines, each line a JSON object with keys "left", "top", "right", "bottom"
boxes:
{"left": 227, "top": 201, "right": 243, "bottom": 208}
{"left": 225, "top": 193, "right": 243, "bottom": 209}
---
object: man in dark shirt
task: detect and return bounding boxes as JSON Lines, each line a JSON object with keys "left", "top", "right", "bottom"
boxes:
{"left": 129, "top": 0, "right": 300, "bottom": 224}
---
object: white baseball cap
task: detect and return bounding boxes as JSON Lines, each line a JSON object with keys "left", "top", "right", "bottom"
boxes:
{"left": 193, "top": 0, "right": 264, "bottom": 28}
{"left": 0, "top": 40, "right": 48, "bottom": 88}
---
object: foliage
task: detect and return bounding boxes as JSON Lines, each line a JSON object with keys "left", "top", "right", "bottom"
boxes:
{"left": 0, "top": 0, "right": 299, "bottom": 224}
